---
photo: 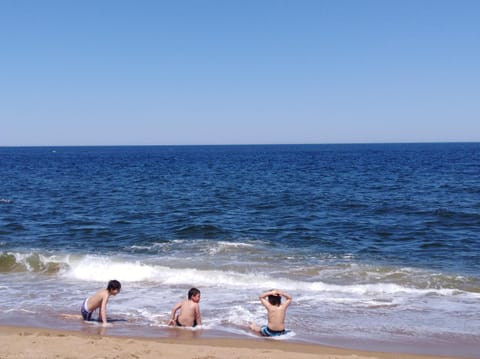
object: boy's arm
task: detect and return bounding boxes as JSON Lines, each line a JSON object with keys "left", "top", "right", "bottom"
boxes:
{"left": 99, "top": 293, "right": 109, "bottom": 323}
{"left": 279, "top": 291, "right": 292, "bottom": 307}
{"left": 195, "top": 303, "right": 202, "bottom": 326}
{"left": 259, "top": 290, "right": 292, "bottom": 307}
{"left": 259, "top": 290, "right": 276, "bottom": 307}
{"left": 168, "top": 301, "right": 182, "bottom": 325}
{"left": 259, "top": 290, "right": 278, "bottom": 299}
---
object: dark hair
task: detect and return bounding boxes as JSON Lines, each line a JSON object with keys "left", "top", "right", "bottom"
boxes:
{"left": 107, "top": 280, "right": 121, "bottom": 291}
{"left": 268, "top": 294, "right": 281, "bottom": 306}
{"left": 188, "top": 287, "right": 200, "bottom": 299}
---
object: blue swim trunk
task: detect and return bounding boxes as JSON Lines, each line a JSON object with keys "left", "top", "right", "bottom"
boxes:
{"left": 81, "top": 299, "right": 94, "bottom": 321}
{"left": 260, "top": 326, "right": 286, "bottom": 337}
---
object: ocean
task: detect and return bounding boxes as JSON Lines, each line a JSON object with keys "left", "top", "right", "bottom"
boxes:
{"left": 0, "top": 143, "right": 479, "bottom": 357}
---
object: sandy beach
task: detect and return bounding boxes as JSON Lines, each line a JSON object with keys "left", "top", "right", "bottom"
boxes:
{"left": 0, "top": 325, "right": 470, "bottom": 359}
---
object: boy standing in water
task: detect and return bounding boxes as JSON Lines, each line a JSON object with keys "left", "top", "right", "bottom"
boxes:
{"left": 168, "top": 287, "right": 202, "bottom": 327}
{"left": 250, "top": 289, "right": 292, "bottom": 337}
{"left": 81, "top": 280, "right": 121, "bottom": 324}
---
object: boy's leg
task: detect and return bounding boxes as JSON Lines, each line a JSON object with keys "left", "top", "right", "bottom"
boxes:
{"left": 249, "top": 323, "right": 261, "bottom": 333}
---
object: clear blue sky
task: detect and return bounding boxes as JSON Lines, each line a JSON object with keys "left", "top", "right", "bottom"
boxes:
{"left": 1, "top": 0, "right": 479, "bottom": 146}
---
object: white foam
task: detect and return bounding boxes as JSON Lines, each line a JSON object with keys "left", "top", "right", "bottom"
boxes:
{"left": 4, "top": 308, "right": 36, "bottom": 314}
{"left": 2, "top": 251, "right": 477, "bottom": 307}
{"left": 269, "top": 330, "right": 296, "bottom": 340}
{"left": 208, "top": 241, "right": 255, "bottom": 255}
{"left": 57, "top": 255, "right": 480, "bottom": 303}
{"left": 65, "top": 256, "right": 159, "bottom": 282}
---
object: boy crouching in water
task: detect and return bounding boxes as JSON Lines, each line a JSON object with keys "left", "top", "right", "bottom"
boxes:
{"left": 81, "top": 280, "right": 121, "bottom": 324}
{"left": 168, "top": 287, "right": 202, "bottom": 327}
{"left": 250, "top": 289, "right": 292, "bottom": 337}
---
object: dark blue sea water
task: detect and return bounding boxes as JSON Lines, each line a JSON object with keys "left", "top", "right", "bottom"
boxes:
{"left": 1, "top": 144, "right": 479, "bottom": 357}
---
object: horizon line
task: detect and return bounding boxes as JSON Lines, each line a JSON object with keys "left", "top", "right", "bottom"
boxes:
{"left": 1, "top": 140, "right": 479, "bottom": 148}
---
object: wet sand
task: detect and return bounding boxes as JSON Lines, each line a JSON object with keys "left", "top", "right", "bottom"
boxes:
{"left": 0, "top": 325, "right": 470, "bottom": 359}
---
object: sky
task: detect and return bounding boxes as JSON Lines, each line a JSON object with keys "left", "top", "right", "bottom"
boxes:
{"left": 1, "top": 0, "right": 479, "bottom": 146}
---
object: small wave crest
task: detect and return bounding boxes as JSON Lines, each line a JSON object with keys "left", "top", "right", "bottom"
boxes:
{"left": 0, "top": 252, "right": 70, "bottom": 274}
{"left": 65, "top": 256, "right": 158, "bottom": 282}
{"left": 59, "top": 255, "right": 480, "bottom": 301}
{"left": 3, "top": 251, "right": 480, "bottom": 305}
{"left": 124, "top": 238, "right": 260, "bottom": 257}
{"left": 175, "top": 224, "right": 228, "bottom": 238}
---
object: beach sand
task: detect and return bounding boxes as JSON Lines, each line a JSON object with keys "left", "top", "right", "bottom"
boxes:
{"left": 0, "top": 325, "right": 468, "bottom": 359}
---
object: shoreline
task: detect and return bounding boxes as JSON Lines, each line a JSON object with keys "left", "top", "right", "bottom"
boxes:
{"left": 0, "top": 325, "right": 472, "bottom": 359}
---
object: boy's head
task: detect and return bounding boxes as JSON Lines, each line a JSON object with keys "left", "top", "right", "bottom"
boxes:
{"left": 268, "top": 294, "right": 281, "bottom": 306}
{"left": 188, "top": 287, "right": 201, "bottom": 302}
{"left": 107, "top": 280, "right": 121, "bottom": 295}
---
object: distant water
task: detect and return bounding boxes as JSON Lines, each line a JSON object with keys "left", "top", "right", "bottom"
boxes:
{"left": 1, "top": 144, "right": 479, "bottom": 357}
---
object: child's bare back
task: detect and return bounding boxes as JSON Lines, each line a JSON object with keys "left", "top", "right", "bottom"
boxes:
{"left": 87, "top": 289, "right": 109, "bottom": 310}
{"left": 174, "top": 299, "right": 200, "bottom": 326}
{"left": 265, "top": 299, "right": 288, "bottom": 331}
